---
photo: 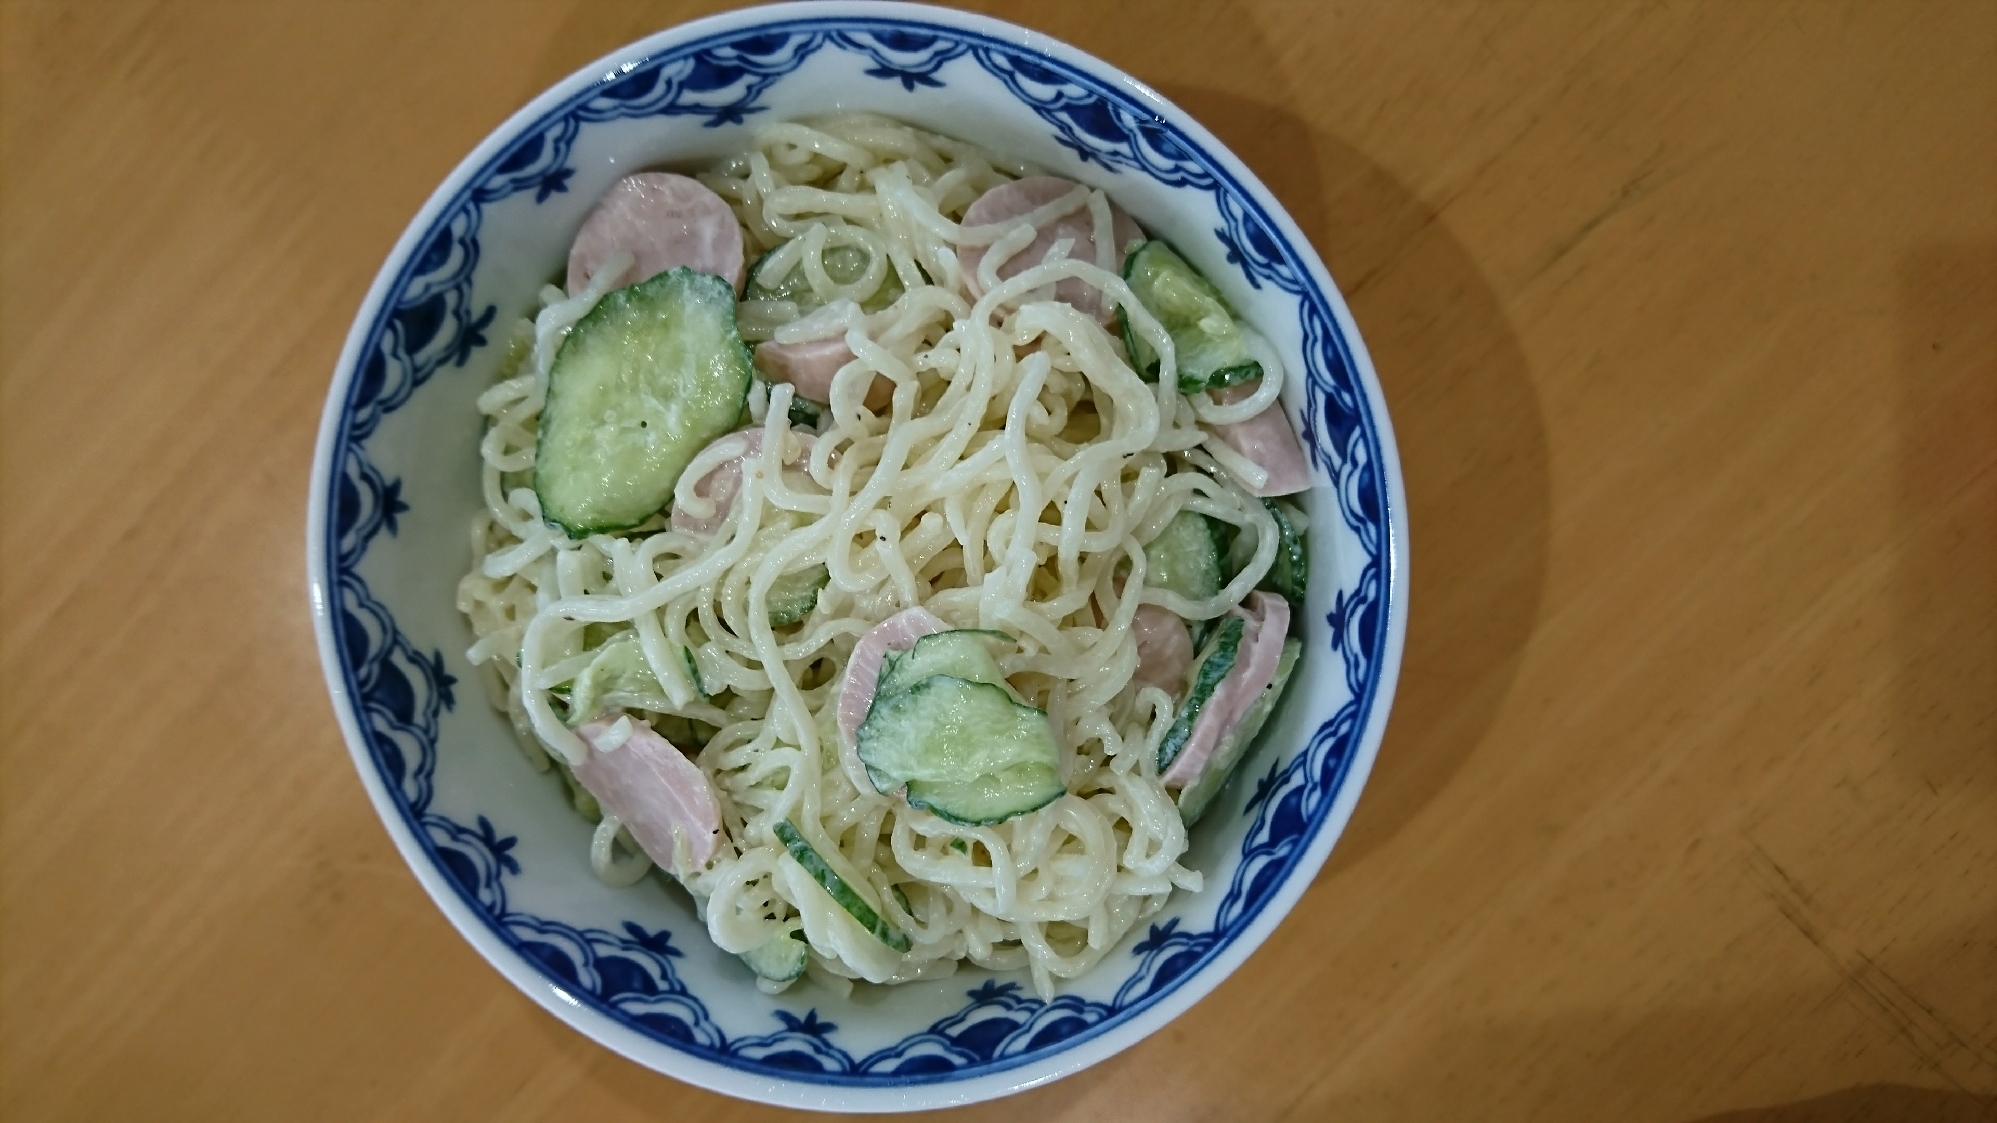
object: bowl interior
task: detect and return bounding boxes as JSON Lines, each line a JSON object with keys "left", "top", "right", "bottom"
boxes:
{"left": 313, "top": 3, "right": 1402, "bottom": 1109}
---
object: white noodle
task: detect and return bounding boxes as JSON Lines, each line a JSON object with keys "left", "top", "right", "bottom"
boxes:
{"left": 1189, "top": 324, "right": 1287, "bottom": 426}
{"left": 591, "top": 816, "right": 653, "bottom": 887}
{"left": 456, "top": 114, "right": 1285, "bottom": 999}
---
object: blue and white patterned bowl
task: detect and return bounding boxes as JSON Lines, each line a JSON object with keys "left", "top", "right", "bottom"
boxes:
{"left": 306, "top": 1, "right": 1407, "bottom": 1110}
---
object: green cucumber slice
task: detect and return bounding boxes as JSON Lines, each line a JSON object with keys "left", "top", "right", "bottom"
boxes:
{"left": 874, "top": 629, "right": 1013, "bottom": 699}
{"left": 1156, "top": 615, "right": 1247, "bottom": 774}
{"left": 766, "top": 564, "right": 830, "bottom": 628}
{"left": 680, "top": 646, "right": 709, "bottom": 701}
{"left": 1144, "top": 510, "right": 1227, "bottom": 603}
{"left": 746, "top": 241, "right": 904, "bottom": 314}
{"left": 908, "top": 764, "right": 1066, "bottom": 827}
{"left": 1118, "top": 240, "right": 1261, "bottom": 394}
{"left": 1258, "top": 499, "right": 1309, "bottom": 608}
{"left": 855, "top": 675, "right": 1065, "bottom": 826}
{"left": 737, "top": 929, "right": 809, "bottom": 982}
{"left": 555, "top": 760, "right": 603, "bottom": 822}
{"left": 1176, "top": 638, "right": 1302, "bottom": 826}
{"left": 773, "top": 819, "right": 911, "bottom": 953}
{"left": 582, "top": 621, "right": 628, "bottom": 649}
{"left": 568, "top": 633, "right": 672, "bottom": 724}
{"left": 785, "top": 391, "right": 823, "bottom": 430}
{"left": 535, "top": 268, "right": 754, "bottom": 536}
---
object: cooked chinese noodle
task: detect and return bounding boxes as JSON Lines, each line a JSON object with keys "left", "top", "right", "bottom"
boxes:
{"left": 458, "top": 114, "right": 1282, "bottom": 998}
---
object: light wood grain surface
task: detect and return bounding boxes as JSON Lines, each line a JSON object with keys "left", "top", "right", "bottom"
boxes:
{"left": 4, "top": 2, "right": 1994, "bottom": 1120}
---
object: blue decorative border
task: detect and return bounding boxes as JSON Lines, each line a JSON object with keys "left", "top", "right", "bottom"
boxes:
{"left": 323, "top": 17, "right": 1390, "bottom": 1087}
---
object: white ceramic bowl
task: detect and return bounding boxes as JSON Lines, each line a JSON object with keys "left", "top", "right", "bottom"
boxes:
{"left": 307, "top": 1, "right": 1407, "bottom": 1111}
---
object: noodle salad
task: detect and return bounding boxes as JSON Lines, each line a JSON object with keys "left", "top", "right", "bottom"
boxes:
{"left": 457, "top": 114, "right": 1311, "bottom": 998}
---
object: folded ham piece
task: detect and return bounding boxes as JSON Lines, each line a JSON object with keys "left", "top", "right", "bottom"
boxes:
{"left": 1129, "top": 603, "right": 1195, "bottom": 698}
{"left": 1161, "top": 591, "right": 1291, "bottom": 789}
{"left": 1207, "top": 381, "right": 1311, "bottom": 497}
{"left": 572, "top": 716, "right": 724, "bottom": 870}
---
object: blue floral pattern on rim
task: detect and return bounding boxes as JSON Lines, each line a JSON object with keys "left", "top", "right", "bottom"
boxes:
{"left": 324, "top": 17, "right": 1389, "bottom": 1086}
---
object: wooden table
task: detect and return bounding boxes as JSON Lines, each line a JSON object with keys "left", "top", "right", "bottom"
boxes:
{"left": 4, "top": 2, "right": 1993, "bottom": 1119}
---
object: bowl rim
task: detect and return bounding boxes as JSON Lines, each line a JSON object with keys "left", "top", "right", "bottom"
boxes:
{"left": 306, "top": 0, "right": 1409, "bottom": 1111}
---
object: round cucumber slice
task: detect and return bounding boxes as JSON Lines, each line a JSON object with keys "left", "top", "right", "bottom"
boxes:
{"left": 1117, "top": 239, "right": 1262, "bottom": 393}
{"left": 568, "top": 632, "right": 671, "bottom": 724}
{"left": 534, "top": 267, "right": 754, "bottom": 536}
{"left": 1144, "top": 509, "right": 1228, "bottom": 604}
{"left": 873, "top": 630, "right": 1013, "bottom": 700}
{"left": 855, "top": 675, "right": 1064, "bottom": 826}
{"left": 766, "top": 565, "right": 830, "bottom": 628}
{"left": 736, "top": 929, "right": 810, "bottom": 982}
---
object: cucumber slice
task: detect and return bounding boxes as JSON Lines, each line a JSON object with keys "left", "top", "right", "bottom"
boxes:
{"left": 568, "top": 633, "right": 672, "bottom": 724}
{"left": 737, "top": 928, "right": 809, "bottom": 982}
{"left": 1118, "top": 240, "right": 1262, "bottom": 394}
{"left": 535, "top": 268, "right": 754, "bottom": 536}
{"left": 773, "top": 819, "right": 911, "bottom": 953}
{"left": 1176, "top": 638, "right": 1302, "bottom": 826}
{"left": 1144, "top": 510, "right": 1227, "bottom": 603}
{"left": 746, "top": 241, "right": 904, "bottom": 314}
{"left": 555, "top": 759, "right": 603, "bottom": 822}
{"left": 766, "top": 564, "right": 829, "bottom": 628}
{"left": 856, "top": 675, "right": 1065, "bottom": 826}
{"left": 582, "top": 621, "right": 628, "bottom": 649}
{"left": 1258, "top": 499, "right": 1309, "bottom": 608}
{"left": 1156, "top": 615, "right": 1247, "bottom": 774}
{"left": 785, "top": 391, "right": 823, "bottom": 430}
{"left": 680, "top": 646, "right": 709, "bottom": 701}
{"left": 908, "top": 765, "right": 1065, "bottom": 827}
{"left": 874, "top": 629, "right": 1013, "bottom": 699}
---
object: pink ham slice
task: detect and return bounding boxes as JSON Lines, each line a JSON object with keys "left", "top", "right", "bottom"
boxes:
{"left": 957, "top": 176, "right": 1144, "bottom": 324}
{"left": 670, "top": 428, "right": 817, "bottom": 537}
{"left": 752, "top": 337, "right": 892, "bottom": 412}
{"left": 1129, "top": 603, "right": 1195, "bottom": 697}
{"left": 573, "top": 716, "right": 724, "bottom": 870}
{"left": 836, "top": 607, "right": 949, "bottom": 753}
{"left": 566, "top": 172, "right": 746, "bottom": 296}
{"left": 1161, "top": 592, "right": 1291, "bottom": 789}
{"left": 1208, "top": 381, "right": 1311, "bottom": 497}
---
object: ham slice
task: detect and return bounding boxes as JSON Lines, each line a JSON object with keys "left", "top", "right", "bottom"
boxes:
{"left": 573, "top": 716, "right": 724, "bottom": 870}
{"left": 670, "top": 428, "right": 817, "bottom": 537}
{"left": 957, "top": 176, "right": 1143, "bottom": 324}
{"left": 836, "top": 607, "right": 949, "bottom": 752}
{"left": 1208, "top": 381, "right": 1311, "bottom": 497}
{"left": 752, "top": 337, "right": 892, "bottom": 411}
{"left": 567, "top": 172, "right": 746, "bottom": 296}
{"left": 1161, "top": 592, "right": 1291, "bottom": 788}
{"left": 1130, "top": 603, "right": 1195, "bottom": 697}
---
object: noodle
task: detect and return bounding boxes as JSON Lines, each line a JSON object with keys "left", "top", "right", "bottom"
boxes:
{"left": 455, "top": 113, "right": 1278, "bottom": 997}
